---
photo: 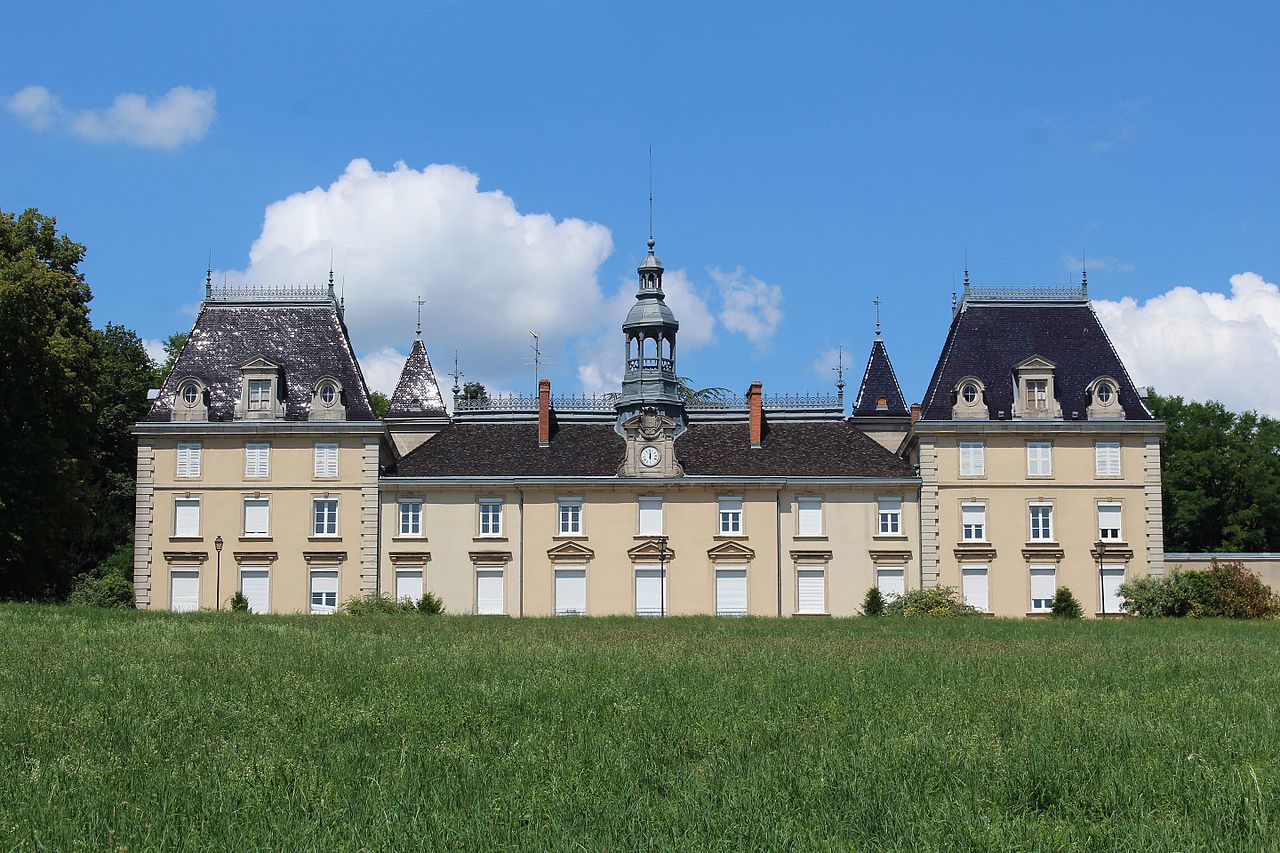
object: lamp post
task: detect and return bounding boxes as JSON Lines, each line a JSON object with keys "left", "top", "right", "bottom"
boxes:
{"left": 214, "top": 535, "right": 224, "bottom": 611}
{"left": 656, "top": 535, "right": 669, "bottom": 618}
{"left": 1096, "top": 540, "right": 1107, "bottom": 616}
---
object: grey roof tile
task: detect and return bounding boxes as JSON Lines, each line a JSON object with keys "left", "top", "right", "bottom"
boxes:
{"left": 386, "top": 338, "right": 447, "bottom": 418}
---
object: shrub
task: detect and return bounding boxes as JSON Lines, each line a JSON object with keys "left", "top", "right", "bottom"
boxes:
{"left": 1204, "top": 559, "right": 1279, "bottom": 619}
{"left": 229, "top": 590, "right": 250, "bottom": 612}
{"left": 1120, "top": 561, "right": 1280, "bottom": 618}
{"left": 862, "top": 587, "right": 885, "bottom": 617}
{"left": 1050, "top": 587, "right": 1083, "bottom": 619}
{"left": 341, "top": 593, "right": 416, "bottom": 615}
{"left": 883, "top": 586, "right": 980, "bottom": 617}
{"left": 67, "top": 543, "right": 134, "bottom": 609}
{"left": 417, "top": 592, "right": 446, "bottom": 614}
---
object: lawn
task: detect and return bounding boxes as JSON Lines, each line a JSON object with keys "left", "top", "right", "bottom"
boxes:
{"left": 1, "top": 607, "right": 1276, "bottom": 851}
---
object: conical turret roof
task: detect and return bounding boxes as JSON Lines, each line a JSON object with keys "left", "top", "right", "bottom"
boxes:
{"left": 386, "top": 337, "right": 447, "bottom": 418}
{"left": 853, "top": 338, "right": 908, "bottom": 417}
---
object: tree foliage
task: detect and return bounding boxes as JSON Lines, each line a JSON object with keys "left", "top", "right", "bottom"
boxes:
{"left": 1119, "top": 560, "right": 1279, "bottom": 619}
{"left": 861, "top": 586, "right": 885, "bottom": 616}
{"left": 369, "top": 390, "right": 390, "bottom": 419}
{"left": 1148, "top": 391, "right": 1280, "bottom": 552}
{"left": 153, "top": 331, "right": 187, "bottom": 386}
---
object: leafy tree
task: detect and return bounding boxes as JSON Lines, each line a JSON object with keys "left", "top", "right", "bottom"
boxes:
{"left": 862, "top": 586, "right": 885, "bottom": 616}
{"left": 153, "top": 331, "right": 188, "bottom": 385}
{"left": 461, "top": 382, "right": 489, "bottom": 405}
{"left": 676, "top": 376, "right": 732, "bottom": 405}
{"left": 67, "top": 541, "right": 134, "bottom": 608}
{"left": 369, "top": 390, "right": 390, "bottom": 418}
{"left": 1050, "top": 587, "right": 1083, "bottom": 619}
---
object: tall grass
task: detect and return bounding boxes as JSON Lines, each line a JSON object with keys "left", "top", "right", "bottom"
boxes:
{"left": 0, "top": 606, "right": 1276, "bottom": 850}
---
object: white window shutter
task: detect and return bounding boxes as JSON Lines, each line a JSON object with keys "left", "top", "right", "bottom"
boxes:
{"left": 243, "top": 498, "right": 269, "bottom": 536}
{"left": 1101, "top": 566, "right": 1125, "bottom": 613}
{"left": 174, "top": 498, "right": 200, "bottom": 537}
{"left": 240, "top": 569, "right": 270, "bottom": 613}
{"left": 960, "top": 442, "right": 985, "bottom": 476}
{"left": 245, "top": 443, "right": 270, "bottom": 478}
{"left": 314, "top": 443, "right": 338, "bottom": 478}
{"left": 876, "top": 568, "right": 905, "bottom": 601}
{"left": 476, "top": 569, "right": 504, "bottom": 614}
{"left": 1096, "top": 441, "right": 1121, "bottom": 477}
{"left": 395, "top": 569, "right": 423, "bottom": 603}
{"left": 797, "top": 498, "right": 822, "bottom": 536}
{"left": 177, "top": 442, "right": 201, "bottom": 478}
{"left": 554, "top": 567, "right": 587, "bottom": 616}
{"left": 962, "top": 566, "right": 989, "bottom": 611}
{"left": 1029, "top": 566, "right": 1055, "bottom": 610}
{"left": 796, "top": 568, "right": 825, "bottom": 613}
{"left": 715, "top": 567, "right": 748, "bottom": 616}
{"left": 170, "top": 570, "right": 200, "bottom": 612}
{"left": 634, "top": 566, "right": 666, "bottom": 616}
{"left": 638, "top": 497, "right": 663, "bottom": 535}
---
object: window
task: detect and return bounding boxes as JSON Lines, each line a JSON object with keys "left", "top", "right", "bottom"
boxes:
{"left": 796, "top": 567, "right": 826, "bottom": 614}
{"left": 961, "top": 502, "right": 986, "bottom": 542}
{"left": 313, "top": 498, "right": 338, "bottom": 537}
{"left": 174, "top": 496, "right": 200, "bottom": 537}
{"left": 718, "top": 496, "right": 743, "bottom": 535}
{"left": 715, "top": 566, "right": 748, "bottom": 616}
{"left": 1096, "top": 383, "right": 1113, "bottom": 405}
{"left": 248, "top": 379, "right": 272, "bottom": 411}
{"left": 877, "top": 497, "right": 902, "bottom": 536}
{"left": 1095, "top": 441, "right": 1121, "bottom": 477}
{"left": 876, "top": 568, "right": 905, "bottom": 602}
{"left": 961, "top": 382, "right": 979, "bottom": 404}
{"left": 796, "top": 496, "right": 823, "bottom": 536}
{"left": 399, "top": 499, "right": 423, "bottom": 537}
{"left": 314, "top": 443, "right": 339, "bottom": 479}
{"left": 395, "top": 569, "right": 423, "bottom": 603}
{"left": 558, "top": 498, "right": 582, "bottom": 536}
{"left": 962, "top": 565, "right": 989, "bottom": 612}
{"left": 478, "top": 499, "right": 503, "bottom": 537}
{"left": 1029, "top": 503, "right": 1054, "bottom": 541}
{"left": 1026, "top": 379, "right": 1049, "bottom": 411}
{"left": 1027, "top": 441, "right": 1053, "bottom": 477}
{"left": 170, "top": 569, "right": 200, "bottom": 612}
{"left": 1100, "top": 565, "right": 1126, "bottom": 613}
{"left": 310, "top": 570, "right": 338, "bottom": 614}
{"left": 240, "top": 568, "right": 270, "bottom": 614}
{"left": 180, "top": 382, "right": 199, "bottom": 406}
{"left": 555, "top": 566, "right": 587, "bottom": 616}
{"left": 244, "top": 442, "right": 270, "bottom": 479}
{"left": 318, "top": 381, "right": 338, "bottom": 407}
{"left": 476, "top": 568, "right": 505, "bottom": 614}
{"left": 176, "top": 441, "right": 202, "bottom": 478}
{"left": 638, "top": 496, "right": 664, "bottom": 536}
{"left": 1098, "top": 502, "right": 1122, "bottom": 541}
{"left": 243, "top": 497, "right": 270, "bottom": 537}
{"left": 634, "top": 565, "right": 667, "bottom": 616}
{"left": 959, "top": 441, "right": 985, "bottom": 477}
{"left": 1030, "top": 565, "right": 1055, "bottom": 612}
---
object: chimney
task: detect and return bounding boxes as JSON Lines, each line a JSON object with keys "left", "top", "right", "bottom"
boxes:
{"left": 747, "top": 381, "right": 763, "bottom": 448}
{"left": 910, "top": 403, "right": 921, "bottom": 425}
{"left": 538, "top": 379, "right": 551, "bottom": 448}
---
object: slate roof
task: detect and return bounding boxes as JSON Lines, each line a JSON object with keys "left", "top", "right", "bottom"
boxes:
{"left": 144, "top": 300, "right": 376, "bottom": 422}
{"left": 853, "top": 338, "right": 908, "bottom": 417}
{"left": 390, "top": 419, "right": 915, "bottom": 479}
{"left": 919, "top": 299, "right": 1152, "bottom": 422}
{"left": 386, "top": 337, "right": 447, "bottom": 418}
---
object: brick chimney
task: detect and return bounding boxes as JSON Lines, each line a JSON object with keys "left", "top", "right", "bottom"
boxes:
{"left": 538, "top": 379, "right": 551, "bottom": 448}
{"left": 747, "top": 381, "right": 763, "bottom": 448}
{"left": 910, "top": 403, "right": 921, "bottom": 425}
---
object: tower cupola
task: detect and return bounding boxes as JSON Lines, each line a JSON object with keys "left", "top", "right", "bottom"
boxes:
{"left": 616, "top": 235, "right": 685, "bottom": 434}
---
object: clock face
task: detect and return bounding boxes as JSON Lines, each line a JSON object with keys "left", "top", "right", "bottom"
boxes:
{"left": 640, "top": 445, "right": 661, "bottom": 468}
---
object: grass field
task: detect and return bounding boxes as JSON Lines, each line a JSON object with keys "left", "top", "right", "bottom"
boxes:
{"left": 1, "top": 607, "right": 1277, "bottom": 851}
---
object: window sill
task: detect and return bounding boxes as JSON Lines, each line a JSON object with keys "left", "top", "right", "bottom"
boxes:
{"left": 958, "top": 474, "right": 987, "bottom": 480}
{"left": 1094, "top": 474, "right": 1124, "bottom": 480}
{"left": 794, "top": 612, "right": 831, "bottom": 618}
{"left": 1025, "top": 540, "right": 1059, "bottom": 547}
{"left": 1026, "top": 475, "right": 1055, "bottom": 480}
{"left": 392, "top": 536, "right": 428, "bottom": 542}
{"left": 1094, "top": 611, "right": 1126, "bottom": 618}
{"left": 308, "top": 536, "right": 343, "bottom": 542}
{"left": 713, "top": 535, "right": 748, "bottom": 541}
{"left": 169, "top": 536, "right": 203, "bottom": 542}
{"left": 872, "top": 534, "right": 908, "bottom": 541}
{"left": 473, "top": 536, "right": 508, "bottom": 542}
{"left": 312, "top": 477, "right": 341, "bottom": 483}
{"left": 793, "top": 535, "right": 828, "bottom": 541}
{"left": 552, "top": 535, "right": 588, "bottom": 541}
{"left": 634, "top": 534, "right": 666, "bottom": 540}
{"left": 1025, "top": 611, "right": 1052, "bottom": 617}
{"left": 239, "top": 536, "right": 272, "bottom": 542}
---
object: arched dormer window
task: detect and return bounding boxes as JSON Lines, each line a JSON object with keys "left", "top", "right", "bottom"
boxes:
{"left": 1086, "top": 376, "right": 1126, "bottom": 420}
{"left": 173, "top": 378, "right": 208, "bottom": 422}
{"left": 310, "top": 377, "right": 345, "bottom": 421}
{"left": 951, "top": 376, "right": 988, "bottom": 420}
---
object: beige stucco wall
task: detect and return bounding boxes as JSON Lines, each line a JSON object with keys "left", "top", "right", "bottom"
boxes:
{"left": 1165, "top": 555, "right": 1280, "bottom": 592}
{"left": 140, "top": 430, "right": 377, "bottom": 613}
{"left": 380, "top": 481, "right": 920, "bottom": 617}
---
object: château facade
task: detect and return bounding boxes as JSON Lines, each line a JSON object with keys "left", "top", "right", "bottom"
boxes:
{"left": 133, "top": 238, "right": 1164, "bottom": 618}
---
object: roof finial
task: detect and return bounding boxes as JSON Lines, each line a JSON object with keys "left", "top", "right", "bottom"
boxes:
{"left": 647, "top": 145, "right": 655, "bottom": 254}
{"left": 414, "top": 296, "right": 426, "bottom": 338}
{"left": 963, "top": 249, "right": 970, "bottom": 291}
{"left": 833, "top": 345, "right": 846, "bottom": 407}
{"left": 328, "top": 250, "right": 335, "bottom": 293}
{"left": 873, "top": 296, "right": 882, "bottom": 339}
{"left": 449, "top": 351, "right": 463, "bottom": 404}
{"left": 1081, "top": 251, "right": 1088, "bottom": 294}
{"left": 205, "top": 250, "right": 212, "bottom": 297}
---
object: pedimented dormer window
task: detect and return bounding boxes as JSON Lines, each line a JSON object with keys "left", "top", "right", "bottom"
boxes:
{"left": 173, "top": 378, "right": 208, "bottom": 422}
{"left": 310, "top": 377, "right": 345, "bottom": 421}
{"left": 1086, "top": 376, "right": 1126, "bottom": 420}
{"left": 1012, "top": 356, "right": 1062, "bottom": 419}
{"left": 951, "top": 377, "right": 988, "bottom": 420}
{"left": 237, "top": 358, "right": 284, "bottom": 420}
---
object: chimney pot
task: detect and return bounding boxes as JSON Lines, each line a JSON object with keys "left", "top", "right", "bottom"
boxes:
{"left": 910, "top": 403, "right": 921, "bottom": 425}
{"left": 538, "top": 379, "right": 551, "bottom": 447}
{"left": 747, "top": 381, "right": 764, "bottom": 448}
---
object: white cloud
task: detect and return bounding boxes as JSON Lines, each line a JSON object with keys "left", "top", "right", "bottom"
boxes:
{"left": 1094, "top": 272, "right": 1280, "bottom": 416}
{"left": 4, "top": 85, "right": 215, "bottom": 148}
{"left": 1062, "top": 253, "right": 1135, "bottom": 274}
{"left": 711, "top": 266, "right": 784, "bottom": 345}
{"left": 142, "top": 338, "right": 167, "bottom": 365}
{"left": 359, "top": 346, "right": 409, "bottom": 397}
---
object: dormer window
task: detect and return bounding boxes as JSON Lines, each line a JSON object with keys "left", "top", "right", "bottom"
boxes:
{"left": 309, "top": 377, "right": 345, "bottom": 421}
{"left": 961, "top": 383, "right": 978, "bottom": 405}
{"left": 318, "top": 381, "right": 338, "bottom": 407}
{"left": 248, "top": 380, "right": 272, "bottom": 411}
{"left": 1026, "top": 380, "right": 1049, "bottom": 412}
{"left": 237, "top": 358, "right": 283, "bottom": 420}
{"left": 173, "top": 378, "right": 208, "bottom": 422}
{"left": 1086, "top": 376, "right": 1126, "bottom": 420}
{"left": 1012, "top": 356, "right": 1061, "bottom": 419}
{"left": 1096, "top": 383, "right": 1112, "bottom": 405}
{"left": 181, "top": 382, "right": 199, "bottom": 406}
{"left": 951, "top": 377, "right": 988, "bottom": 420}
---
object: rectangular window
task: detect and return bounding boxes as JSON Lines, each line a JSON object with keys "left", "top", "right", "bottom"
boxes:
{"left": 1100, "top": 564, "right": 1126, "bottom": 613}
{"left": 558, "top": 498, "right": 582, "bottom": 536}
{"left": 240, "top": 568, "right": 270, "bottom": 614}
{"left": 244, "top": 442, "right": 270, "bottom": 479}
{"left": 876, "top": 568, "right": 905, "bottom": 602}
{"left": 478, "top": 499, "right": 503, "bottom": 537}
{"left": 877, "top": 497, "right": 902, "bottom": 536}
{"left": 170, "top": 569, "right": 200, "bottom": 612}
{"left": 243, "top": 497, "right": 270, "bottom": 537}
{"left": 718, "top": 496, "right": 743, "bottom": 535}
{"left": 634, "top": 565, "right": 667, "bottom": 616}
{"left": 796, "top": 496, "right": 823, "bottom": 536}
{"left": 959, "top": 441, "right": 985, "bottom": 477}
{"left": 1030, "top": 565, "right": 1056, "bottom": 612}
{"left": 796, "top": 567, "right": 826, "bottom": 614}
{"left": 1029, "top": 503, "right": 1054, "bottom": 541}
{"left": 176, "top": 441, "right": 202, "bottom": 478}
{"left": 638, "top": 496, "right": 664, "bottom": 536}
{"left": 395, "top": 569, "right": 423, "bottom": 603}
{"left": 476, "top": 568, "right": 505, "bottom": 615}
{"left": 962, "top": 565, "right": 989, "bottom": 612}
{"left": 1098, "top": 502, "right": 1122, "bottom": 541}
{"left": 1027, "top": 441, "right": 1053, "bottom": 476}
{"left": 961, "top": 502, "right": 986, "bottom": 542}
{"left": 554, "top": 566, "right": 587, "bottom": 616}
{"left": 1095, "top": 441, "right": 1122, "bottom": 477}
{"left": 309, "top": 570, "right": 338, "bottom": 615}
{"left": 313, "top": 443, "right": 339, "bottom": 479}
{"left": 715, "top": 566, "right": 748, "bottom": 616}
{"left": 1026, "top": 379, "right": 1049, "bottom": 411}
{"left": 248, "top": 379, "right": 272, "bottom": 411}
{"left": 398, "top": 499, "right": 422, "bottom": 536}
{"left": 173, "top": 496, "right": 201, "bottom": 537}
{"left": 312, "top": 498, "right": 338, "bottom": 536}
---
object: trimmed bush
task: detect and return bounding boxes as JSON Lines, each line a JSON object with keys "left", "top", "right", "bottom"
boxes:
{"left": 417, "top": 592, "right": 446, "bottom": 614}
{"left": 862, "top": 586, "right": 885, "bottom": 617}
{"left": 1050, "top": 587, "right": 1083, "bottom": 619}
{"left": 883, "top": 586, "right": 981, "bottom": 617}
{"left": 229, "top": 590, "right": 250, "bottom": 612}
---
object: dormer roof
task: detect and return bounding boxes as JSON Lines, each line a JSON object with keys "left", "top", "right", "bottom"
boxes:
{"left": 386, "top": 338, "right": 447, "bottom": 419}
{"left": 853, "top": 339, "right": 908, "bottom": 417}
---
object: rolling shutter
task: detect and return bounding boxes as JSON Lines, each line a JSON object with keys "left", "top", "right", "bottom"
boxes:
{"left": 310, "top": 570, "right": 338, "bottom": 615}
{"left": 170, "top": 570, "right": 200, "bottom": 612}
{"left": 715, "top": 567, "right": 748, "bottom": 616}
{"left": 240, "top": 569, "right": 270, "bottom": 613}
{"left": 395, "top": 570, "right": 423, "bottom": 603}
{"left": 476, "top": 569, "right": 504, "bottom": 615}
{"left": 174, "top": 498, "right": 200, "bottom": 537}
{"left": 962, "top": 566, "right": 989, "bottom": 612}
{"left": 876, "top": 568, "right": 905, "bottom": 601}
{"left": 796, "top": 568, "right": 825, "bottom": 614}
{"left": 1101, "top": 565, "right": 1125, "bottom": 614}
{"left": 634, "top": 567, "right": 665, "bottom": 616}
{"left": 797, "top": 497, "right": 823, "bottom": 536}
{"left": 637, "top": 497, "right": 663, "bottom": 535}
{"left": 554, "top": 567, "right": 587, "bottom": 616}
{"left": 243, "top": 498, "right": 270, "bottom": 536}
{"left": 1029, "top": 565, "right": 1056, "bottom": 611}
{"left": 1098, "top": 504, "right": 1122, "bottom": 540}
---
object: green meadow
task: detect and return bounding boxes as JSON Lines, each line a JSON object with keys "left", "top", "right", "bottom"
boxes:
{"left": 1, "top": 606, "right": 1276, "bottom": 851}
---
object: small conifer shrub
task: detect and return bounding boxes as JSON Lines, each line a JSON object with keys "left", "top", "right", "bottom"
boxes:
{"left": 862, "top": 586, "right": 885, "bottom": 616}
{"left": 1050, "top": 587, "right": 1083, "bottom": 619}
{"left": 417, "top": 592, "right": 446, "bottom": 614}
{"left": 229, "top": 590, "right": 250, "bottom": 612}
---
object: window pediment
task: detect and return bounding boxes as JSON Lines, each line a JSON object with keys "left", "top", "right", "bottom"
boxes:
{"left": 628, "top": 539, "right": 676, "bottom": 561}
{"left": 707, "top": 540, "right": 755, "bottom": 561}
{"left": 547, "top": 541, "right": 595, "bottom": 562}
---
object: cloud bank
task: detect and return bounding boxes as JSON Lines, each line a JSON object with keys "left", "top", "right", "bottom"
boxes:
{"left": 4, "top": 85, "right": 216, "bottom": 148}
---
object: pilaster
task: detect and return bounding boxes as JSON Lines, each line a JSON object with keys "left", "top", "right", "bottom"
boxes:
{"left": 132, "top": 439, "right": 155, "bottom": 608}
{"left": 918, "top": 438, "right": 940, "bottom": 588}
{"left": 361, "top": 437, "right": 381, "bottom": 596}
{"left": 1143, "top": 436, "right": 1165, "bottom": 577}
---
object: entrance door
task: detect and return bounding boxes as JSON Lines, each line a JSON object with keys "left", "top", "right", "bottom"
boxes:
{"left": 715, "top": 567, "right": 748, "bottom": 616}
{"left": 170, "top": 570, "right": 199, "bottom": 612}
{"left": 240, "top": 569, "right": 269, "bottom": 613}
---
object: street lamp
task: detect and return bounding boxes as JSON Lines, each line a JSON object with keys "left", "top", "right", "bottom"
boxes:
{"left": 214, "top": 535, "right": 224, "bottom": 611}
{"left": 1096, "top": 540, "right": 1107, "bottom": 616}
{"left": 656, "top": 535, "right": 669, "bottom": 618}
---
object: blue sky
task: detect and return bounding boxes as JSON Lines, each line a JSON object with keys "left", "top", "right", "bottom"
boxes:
{"left": 3, "top": 2, "right": 1279, "bottom": 413}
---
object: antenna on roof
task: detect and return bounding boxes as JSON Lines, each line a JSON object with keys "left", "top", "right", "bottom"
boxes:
{"left": 873, "top": 296, "right": 882, "bottom": 339}
{"left": 448, "top": 351, "right": 464, "bottom": 405}
{"left": 529, "top": 330, "right": 542, "bottom": 387}
{"left": 414, "top": 296, "right": 426, "bottom": 338}
{"left": 833, "top": 345, "right": 846, "bottom": 408}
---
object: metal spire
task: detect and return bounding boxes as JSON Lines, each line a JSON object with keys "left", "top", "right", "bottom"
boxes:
{"left": 647, "top": 145, "right": 655, "bottom": 254}
{"left": 873, "top": 296, "right": 882, "bottom": 339}
{"left": 963, "top": 249, "right": 970, "bottom": 291}
{"left": 205, "top": 251, "right": 212, "bottom": 298}
{"left": 1081, "top": 251, "right": 1088, "bottom": 295}
{"left": 328, "top": 250, "right": 335, "bottom": 293}
{"left": 414, "top": 296, "right": 426, "bottom": 338}
{"left": 448, "top": 351, "right": 463, "bottom": 403}
{"left": 833, "top": 346, "right": 846, "bottom": 407}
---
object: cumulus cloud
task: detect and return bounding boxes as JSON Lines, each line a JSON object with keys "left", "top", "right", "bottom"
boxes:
{"left": 4, "top": 85, "right": 215, "bottom": 148}
{"left": 141, "top": 338, "right": 167, "bottom": 365}
{"left": 712, "top": 266, "right": 784, "bottom": 345}
{"left": 1094, "top": 272, "right": 1280, "bottom": 415}
{"left": 359, "top": 346, "right": 410, "bottom": 397}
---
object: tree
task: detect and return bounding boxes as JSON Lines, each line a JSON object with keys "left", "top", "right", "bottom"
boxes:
{"left": 676, "top": 376, "right": 732, "bottom": 405}
{"left": 461, "top": 382, "right": 489, "bottom": 405}
{"left": 862, "top": 586, "right": 885, "bottom": 616}
{"left": 153, "top": 331, "right": 188, "bottom": 386}
{"left": 370, "top": 390, "right": 390, "bottom": 418}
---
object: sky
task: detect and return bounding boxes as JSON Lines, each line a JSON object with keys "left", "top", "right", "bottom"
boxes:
{"left": 3, "top": 2, "right": 1279, "bottom": 414}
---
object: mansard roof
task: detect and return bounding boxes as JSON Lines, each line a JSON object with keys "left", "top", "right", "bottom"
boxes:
{"left": 144, "top": 294, "right": 375, "bottom": 422}
{"left": 918, "top": 291, "right": 1152, "bottom": 422}
{"left": 386, "top": 338, "right": 447, "bottom": 418}
{"left": 389, "top": 419, "right": 914, "bottom": 479}
{"left": 853, "top": 339, "right": 908, "bottom": 417}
